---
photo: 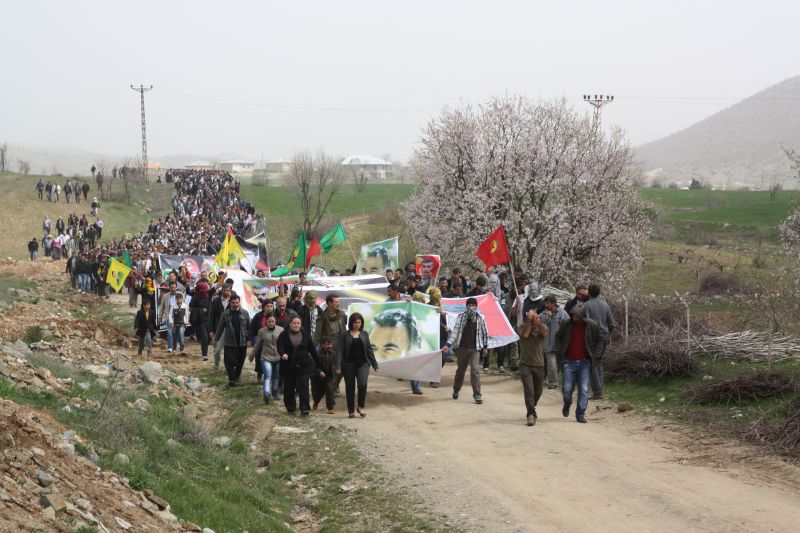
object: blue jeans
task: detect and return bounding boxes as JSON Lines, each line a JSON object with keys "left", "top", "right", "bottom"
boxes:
{"left": 260, "top": 360, "right": 279, "bottom": 398}
{"left": 410, "top": 380, "right": 421, "bottom": 392}
{"left": 166, "top": 327, "right": 174, "bottom": 350}
{"left": 562, "top": 359, "right": 591, "bottom": 418}
{"left": 172, "top": 326, "right": 185, "bottom": 351}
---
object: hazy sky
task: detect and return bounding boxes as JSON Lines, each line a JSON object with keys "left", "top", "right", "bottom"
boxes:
{"left": 2, "top": 0, "right": 799, "bottom": 163}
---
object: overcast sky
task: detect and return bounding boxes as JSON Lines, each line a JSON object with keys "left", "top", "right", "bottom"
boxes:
{"left": 2, "top": 0, "right": 798, "bottom": 162}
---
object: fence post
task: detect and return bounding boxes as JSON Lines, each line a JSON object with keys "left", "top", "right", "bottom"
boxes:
{"left": 622, "top": 295, "right": 629, "bottom": 347}
{"left": 681, "top": 300, "right": 691, "bottom": 354}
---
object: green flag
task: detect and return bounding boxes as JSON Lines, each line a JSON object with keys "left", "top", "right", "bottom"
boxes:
{"left": 319, "top": 223, "right": 347, "bottom": 254}
{"left": 110, "top": 250, "right": 132, "bottom": 268}
{"left": 285, "top": 231, "right": 307, "bottom": 270}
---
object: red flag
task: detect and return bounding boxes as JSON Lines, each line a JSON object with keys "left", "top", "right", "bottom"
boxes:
{"left": 475, "top": 225, "right": 511, "bottom": 271}
{"left": 305, "top": 236, "right": 321, "bottom": 268}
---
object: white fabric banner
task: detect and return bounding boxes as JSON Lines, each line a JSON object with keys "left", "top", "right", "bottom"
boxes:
{"left": 376, "top": 350, "right": 442, "bottom": 382}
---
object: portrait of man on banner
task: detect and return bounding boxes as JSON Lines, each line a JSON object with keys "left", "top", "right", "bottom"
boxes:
{"left": 349, "top": 301, "right": 440, "bottom": 361}
{"left": 356, "top": 237, "right": 399, "bottom": 275}
{"left": 414, "top": 254, "right": 441, "bottom": 292}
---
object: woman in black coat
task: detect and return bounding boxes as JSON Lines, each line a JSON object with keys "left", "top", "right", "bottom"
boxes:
{"left": 276, "top": 315, "right": 319, "bottom": 415}
{"left": 189, "top": 281, "right": 212, "bottom": 361}
{"left": 336, "top": 313, "right": 379, "bottom": 418}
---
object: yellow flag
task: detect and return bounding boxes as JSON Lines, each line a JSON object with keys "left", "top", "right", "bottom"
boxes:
{"left": 106, "top": 258, "right": 131, "bottom": 293}
{"left": 214, "top": 227, "right": 247, "bottom": 268}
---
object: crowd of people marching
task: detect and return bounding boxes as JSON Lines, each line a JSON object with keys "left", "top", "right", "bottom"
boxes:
{"left": 32, "top": 167, "right": 615, "bottom": 427}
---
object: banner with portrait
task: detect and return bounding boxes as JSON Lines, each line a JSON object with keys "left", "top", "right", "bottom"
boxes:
{"left": 414, "top": 254, "right": 441, "bottom": 292}
{"left": 158, "top": 254, "right": 215, "bottom": 281}
{"left": 355, "top": 237, "right": 399, "bottom": 275}
{"left": 441, "top": 294, "right": 519, "bottom": 348}
{"left": 347, "top": 301, "right": 442, "bottom": 382}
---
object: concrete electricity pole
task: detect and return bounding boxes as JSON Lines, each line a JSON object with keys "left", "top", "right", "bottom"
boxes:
{"left": 130, "top": 84, "right": 153, "bottom": 182}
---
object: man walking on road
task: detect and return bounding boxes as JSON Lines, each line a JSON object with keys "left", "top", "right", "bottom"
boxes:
{"left": 444, "top": 297, "right": 489, "bottom": 404}
{"left": 214, "top": 294, "right": 250, "bottom": 386}
{"left": 540, "top": 295, "right": 569, "bottom": 389}
{"left": 556, "top": 304, "right": 603, "bottom": 423}
{"left": 583, "top": 283, "right": 615, "bottom": 399}
{"left": 519, "top": 308, "right": 548, "bottom": 426}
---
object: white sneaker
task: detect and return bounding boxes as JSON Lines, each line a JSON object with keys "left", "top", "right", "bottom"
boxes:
{"left": 498, "top": 366, "right": 505, "bottom": 373}
{"left": 167, "top": 348, "right": 173, "bottom": 353}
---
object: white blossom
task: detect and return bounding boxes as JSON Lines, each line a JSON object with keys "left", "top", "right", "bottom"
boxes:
{"left": 403, "top": 96, "right": 653, "bottom": 291}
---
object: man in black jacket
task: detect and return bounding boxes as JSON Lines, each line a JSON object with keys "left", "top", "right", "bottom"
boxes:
{"left": 134, "top": 301, "right": 157, "bottom": 356}
{"left": 214, "top": 294, "right": 250, "bottom": 386}
{"left": 209, "top": 282, "right": 233, "bottom": 370}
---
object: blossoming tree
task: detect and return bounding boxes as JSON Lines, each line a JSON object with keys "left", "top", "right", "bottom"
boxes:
{"left": 402, "top": 95, "right": 653, "bottom": 290}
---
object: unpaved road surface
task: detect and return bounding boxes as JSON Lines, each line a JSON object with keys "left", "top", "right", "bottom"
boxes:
{"left": 333, "top": 368, "right": 800, "bottom": 533}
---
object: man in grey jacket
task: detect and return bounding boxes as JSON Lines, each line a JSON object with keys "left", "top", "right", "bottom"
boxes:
{"left": 539, "top": 295, "right": 569, "bottom": 389}
{"left": 583, "top": 283, "right": 616, "bottom": 399}
{"left": 214, "top": 294, "right": 250, "bottom": 386}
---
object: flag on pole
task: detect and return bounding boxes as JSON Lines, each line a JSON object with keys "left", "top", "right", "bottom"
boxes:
{"left": 476, "top": 225, "right": 511, "bottom": 271}
{"left": 112, "top": 250, "right": 132, "bottom": 268}
{"left": 306, "top": 236, "right": 321, "bottom": 268}
{"left": 285, "top": 232, "right": 307, "bottom": 271}
{"left": 106, "top": 258, "right": 132, "bottom": 293}
{"left": 214, "top": 226, "right": 247, "bottom": 269}
{"left": 319, "top": 223, "right": 347, "bottom": 254}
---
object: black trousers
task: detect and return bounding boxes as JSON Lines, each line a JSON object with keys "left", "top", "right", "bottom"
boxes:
{"left": 282, "top": 362, "right": 313, "bottom": 413}
{"left": 311, "top": 373, "right": 337, "bottom": 410}
{"left": 195, "top": 323, "right": 209, "bottom": 358}
{"left": 343, "top": 362, "right": 370, "bottom": 413}
{"left": 223, "top": 345, "right": 247, "bottom": 383}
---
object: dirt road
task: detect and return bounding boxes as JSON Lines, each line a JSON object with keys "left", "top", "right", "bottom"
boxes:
{"left": 332, "top": 368, "right": 800, "bottom": 533}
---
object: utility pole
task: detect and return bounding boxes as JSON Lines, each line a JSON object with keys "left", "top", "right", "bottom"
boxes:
{"left": 130, "top": 84, "right": 153, "bottom": 182}
{"left": 583, "top": 94, "right": 614, "bottom": 129}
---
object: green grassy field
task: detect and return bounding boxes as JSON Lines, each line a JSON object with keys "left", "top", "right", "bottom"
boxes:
{"left": 641, "top": 188, "right": 798, "bottom": 241}
{"left": 0, "top": 171, "right": 174, "bottom": 259}
{"left": 241, "top": 182, "right": 415, "bottom": 223}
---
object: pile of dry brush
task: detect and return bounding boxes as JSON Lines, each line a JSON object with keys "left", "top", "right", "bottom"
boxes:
{"left": 605, "top": 301, "right": 704, "bottom": 381}
{"left": 683, "top": 370, "right": 796, "bottom": 405}
{"left": 747, "top": 397, "right": 800, "bottom": 455}
{"left": 605, "top": 323, "right": 698, "bottom": 381}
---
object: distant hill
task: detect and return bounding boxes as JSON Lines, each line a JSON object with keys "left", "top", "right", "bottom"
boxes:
{"left": 635, "top": 76, "right": 800, "bottom": 187}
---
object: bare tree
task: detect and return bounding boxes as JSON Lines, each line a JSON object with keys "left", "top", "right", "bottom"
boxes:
{"left": 0, "top": 142, "right": 8, "bottom": 172}
{"left": 17, "top": 159, "right": 30, "bottom": 174}
{"left": 352, "top": 168, "right": 369, "bottom": 192}
{"left": 768, "top": 175, "right": 783, "bottom": 201}
{"left": 286, "top": 150, "right": 346, "bottom": 237}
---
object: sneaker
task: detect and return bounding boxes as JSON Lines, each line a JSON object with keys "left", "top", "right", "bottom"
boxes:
{"left": 263, "top": 395, "right": 270, "bottom": 405}
{"left": 429, "top": 382, "right": 440, "bottom": 388}
{"left": 482, "top": 367, "right": 489, "bottom": 374}
{"left": 202, "top": 357, "right": 208, "bottom": 362}
{"left": 577, "top": 416, "right": 587, "bottom": 423}
{"left": 412, "top": 389, "right": 423, "bottom": 395}
{"left": 300, "top": 411, "right": 310, "bottom": 416}
{"left": 452, "top": 391, "right": 459, "bottom": 400}
{"left": 509, "top": 364, "right": 519, "bottom": 371}
{"left": 562, "top": 403, "right": 570, "bottom": 417}
{"left": 527, "top": 415, "right": 536, "bottom": 427}
{"left": 591, "top": 393, "right": 604, "bottom": 400}
{"left": 167, "top": 348, "right": 173, "bottom": 354}
{"left": 473, "top": 394, "right": 483, "bottom": 404}
{"left": 498, "top": 366, "right": 505, "bottom": 373}
{"left": 327, "top": 409, "right": 335, "bottom": 414}
{"left": 348, "top": 413, "right": 356, "bottom": 419}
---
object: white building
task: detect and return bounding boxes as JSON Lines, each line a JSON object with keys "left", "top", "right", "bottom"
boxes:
{"left": 184, "top": 161, "right": 215, "bottom": 170}
{"left": 219, "top": 160, "right": 255, "bottom": 173}
{"left": 341, "top": 155, "right": 392, "bottom": 180}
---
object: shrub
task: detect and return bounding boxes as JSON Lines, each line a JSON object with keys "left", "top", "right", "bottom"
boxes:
{"left": 23, "top": 325, "right": 43, "bottom": 344}
{"left": 698, "top": 272, "right": 740, "bottom": 295}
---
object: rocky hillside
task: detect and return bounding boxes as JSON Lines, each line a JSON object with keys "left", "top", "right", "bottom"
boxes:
{"left": 635, "top": 76, "right": 800, "bottom": 186}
